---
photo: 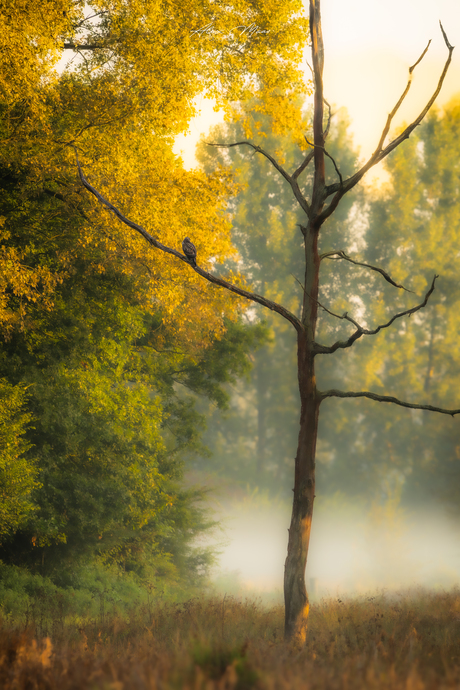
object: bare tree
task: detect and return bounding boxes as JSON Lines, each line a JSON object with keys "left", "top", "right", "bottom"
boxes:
{"left": 75, "top": 0, "right": 458, "bottom": 644}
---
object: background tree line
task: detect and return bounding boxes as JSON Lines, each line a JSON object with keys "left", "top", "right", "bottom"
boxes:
{"left": 196, "top": 99, "right": 460, "bottom": 522}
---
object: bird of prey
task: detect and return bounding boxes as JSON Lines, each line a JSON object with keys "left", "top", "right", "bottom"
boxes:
{"left": 182, "top": 237, "right": 197, "bottom": 266}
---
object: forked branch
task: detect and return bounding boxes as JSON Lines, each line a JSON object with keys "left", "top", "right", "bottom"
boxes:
{"left": 320, "top": 389, "right": 460, "bottom": 417}
{"left": 320, "top": 250, "right": 413, "bottom": 292}
{"left": 373, "top": 39, "right": 431, "bottom": 155}
{"left": 292, "top": 149, "right": 314, "bottom": 181}
{"left": 320, "top": 23, "right": 454, "bottom": 223}
{"left": 73, "top": 148, "right": 302, "bottom": 331}
{"left": 314, "top": 276, "right": 437, "bottom": 355}
{"left": 206, "top": 140, "right": 311, "bottom": 217}
{"left": 304, "top": 136, "right": 343, "bottom": 187}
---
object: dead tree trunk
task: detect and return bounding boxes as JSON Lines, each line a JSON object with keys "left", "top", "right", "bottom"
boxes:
{"left": 284, "top": 195, "right": 322, "bottom": 640}
{"left": 76, "top": 0, "right": 457, "bottom": 647}
{"left": 284, "top": 329, "right": 320, "bottom": 641}
{"left": 283, "top": 0, "right": 325, "bottom": 642}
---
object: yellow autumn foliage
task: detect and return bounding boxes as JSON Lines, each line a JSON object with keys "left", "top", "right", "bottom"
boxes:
{"left": 0, "top": 0, "right": 309, "bottom": 345}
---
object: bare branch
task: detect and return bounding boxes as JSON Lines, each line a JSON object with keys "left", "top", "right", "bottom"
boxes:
{"left": 320, "top": 25, "right": 454, "bottom": 222}
{"left": 320, "top": 389, "right": 460, "bottom": 417}
{"left": 310, "top": 296, "right": 365, "bottom": 354}
{"left": 292, "top": 149, "right": 314, "bottom": 181}
{"left": 74, "top": 148, "right": 302, "bottom": 332}
{"left": 320, "top": 250, "right": 414, "bottom": 292}
{"left": 304, "top": 136, "right": 343, "bottom": 187}
{"left": 439, "top": 20, "right": 454, "bottom": 50}
{"left": 315, "top": 275, "right": 438, "bottom": 355}
{"left": 304, "top": 60, "right": 332, "bottom": 139}
{"left": 206, "top": 140, "right": 311, "bottom": 217}
{"left": 73, "top": 147, "right": 184, "bottom": 258}
{"left": 193, "top": 266, "right": 302, "bottom": 331}
{"left": 206, "top": 139, "right": 290, "bottom": 181}
{"left": 315, "top": 299, "right": 362, "bottom": 330}
{"left": 63, "top": 42, "right": 106, "bottom": 50}
{"left": 323, "top": 98, "right": 332, "bottom": 139}
{"left": 373, "top": 39, "right": 431, "bottom": 155}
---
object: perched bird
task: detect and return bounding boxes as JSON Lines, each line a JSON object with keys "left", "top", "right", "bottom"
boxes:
{"left": 182, "top": 237, "right": 197, "bottom": 266}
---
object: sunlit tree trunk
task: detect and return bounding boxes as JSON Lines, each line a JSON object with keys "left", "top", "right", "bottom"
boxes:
{"left": 284, "top": 0, "right": 324, "bottom": 642}
{"left": 284, "top": 223, "right": 321, "bottom": 642}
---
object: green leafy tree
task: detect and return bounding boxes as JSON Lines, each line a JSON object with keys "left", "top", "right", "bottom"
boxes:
{"left": 0, "top": 380, "right": 37, "bottom": 539}
{"left": 0, "top": 0, "right": 291, "bottom": 587}
{"left": 0, "top": 153, "right": 264, "bottom": 587}
{"left": 0, "top": 0, "right": 308, "bottom": 347}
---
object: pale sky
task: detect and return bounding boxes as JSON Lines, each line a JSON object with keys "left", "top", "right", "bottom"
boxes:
{"left": 174, "top": 0, "right": 460, "bottom": 183}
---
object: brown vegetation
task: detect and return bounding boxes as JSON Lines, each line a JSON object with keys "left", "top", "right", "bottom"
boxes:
{"left": 1, "top": 589, "right": 460, "bottom": 689}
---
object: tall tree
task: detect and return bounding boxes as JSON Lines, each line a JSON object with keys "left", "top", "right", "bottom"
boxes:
{"left": 196, "top": 104, "right": 360, "bottom": 490}
{"left": 75, "top": 1, "right": 458, "bottom": 645}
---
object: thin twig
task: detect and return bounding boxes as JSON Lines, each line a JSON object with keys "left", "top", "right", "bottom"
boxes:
{"left": 320, "top": 25, "right": 454, "bottom": 224}
{"left": 206, "top": 140, "right": 291, "bottom": 184}
{"left": 314, "top": 275, "right": 438, "bottom": 355}
{"left": 320, "top": 250, "right": 414, "bottom": 292}
{"left": 304, "top": 136, "right": 343, "bottom": 187}
{"left": 292, "top": 149, "right": 314, "bottom": 181}
{"left": 323, "top": 98, "right": 332, "bottom": 139}
{"left": 304, "top": 59, "right": 332, "bottom": 140}
{"left": 374, "top": 39, "right": 431, "bottom": 155}
{"left": 315, "top": 299, "right": 362, "bottom": 330}
{"left": 439, "top": 20, "right": 454, "bottom": 50}
{"left": 292, "top": 273, "right": 308, "bottom": 296}
{"left": 206, "top": 140, "right": 311, "bottom": 217}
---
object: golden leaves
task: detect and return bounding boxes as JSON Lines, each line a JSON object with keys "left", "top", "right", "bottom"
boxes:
{"left": 66, "top": 127, "right": 241, "bottom": 346}
{"left": 0, "top": 0, "right": 310, "bottom": 348}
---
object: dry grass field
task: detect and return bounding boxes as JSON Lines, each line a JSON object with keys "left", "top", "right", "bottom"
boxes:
{"left": 1, "top": 589, "right": 460, "bottom": 689}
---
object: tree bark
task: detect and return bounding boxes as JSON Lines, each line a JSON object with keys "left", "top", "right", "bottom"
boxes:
{"left": 284, "top": 333, "right": 319, "bottom": 642}
{"left": 284, "top": 225, "right": 321, "bottom": 643}
{"left": 283, "top": 1, "right": 324, "bottom": 643}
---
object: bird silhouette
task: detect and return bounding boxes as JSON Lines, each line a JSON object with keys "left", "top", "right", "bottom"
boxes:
{"left": 182, "top": 237, "right": 197, "bottom": 266}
